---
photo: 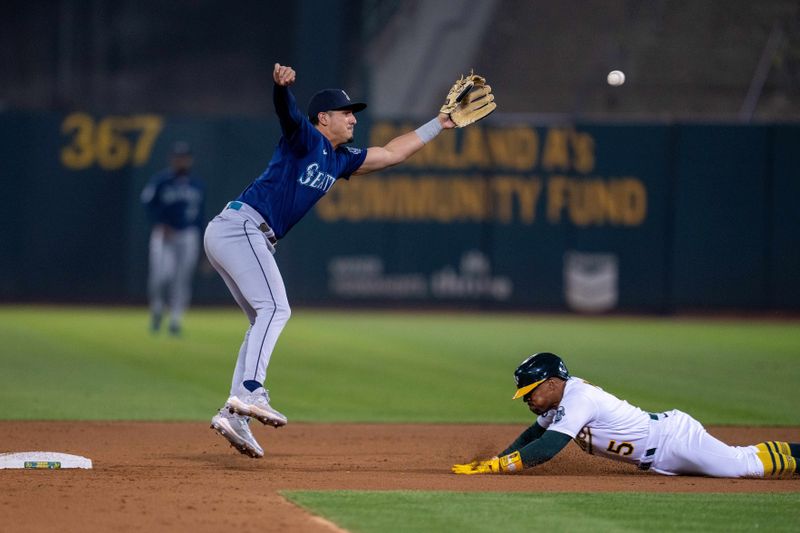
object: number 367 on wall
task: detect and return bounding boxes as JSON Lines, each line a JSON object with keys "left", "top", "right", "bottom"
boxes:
{"left": 60, "top": 112, "right": 164, "bottom": 171}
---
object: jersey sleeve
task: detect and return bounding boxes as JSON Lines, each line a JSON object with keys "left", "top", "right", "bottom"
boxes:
{"left": 499, "top": 421, "right": 546, "bottom": 457}
{"left": 140, "top": 174, "right": 165, "bottom": 222}
{"left": 515, "top": 429, "right": 572, "bottom": 468}
{"left": 140, "top": 175, "right": 160, "bottom": 206}
{"left": 336, "top": 146, "right": 368, "bottom": 180}
{"left": 273, "top": 85, "right": 306, "bottom": 139}
{"left": 536, "top": 392, "right": 597, "bottom": 439}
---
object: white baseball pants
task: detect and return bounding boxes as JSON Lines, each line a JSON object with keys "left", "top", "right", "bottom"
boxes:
{"left": 148, "top": 225, "right": 200, "bottom": 326}
{"left": 648, "top": 410, "right": 764, "bottom": 477}
{"left": 203, "top": 202, "right": 290, "bottom": 397}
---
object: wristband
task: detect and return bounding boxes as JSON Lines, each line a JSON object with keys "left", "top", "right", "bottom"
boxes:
{"left": 499, "top": 451, "right": 523, "bottom": 472}
{"left": 414, "top": 117, "right": 443, "bottom": 144}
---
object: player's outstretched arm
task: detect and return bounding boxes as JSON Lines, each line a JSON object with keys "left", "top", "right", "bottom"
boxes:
{"left": 353, "top": 113, "right": 454, "bottom": 176}
{"left": 498, "top": 421, "right": 546, "bottom": 457}
{"left": 272, "top": 63, "right": 304, "bottom": 137}
{"left": 354, "top": 71, "right": 495, "bottom": 176}
{"left": 452, "top": 429, "right": 571, "bottom": 475}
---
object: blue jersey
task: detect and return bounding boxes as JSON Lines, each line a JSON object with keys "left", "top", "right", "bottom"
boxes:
{"left": 141, "top": 170, "right": 205, "bottom": 230}
{"left": 236, "top": 85, "right": 367, "bottom": 239}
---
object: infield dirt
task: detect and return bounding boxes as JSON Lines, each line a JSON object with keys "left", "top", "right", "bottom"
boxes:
{"left": 1, "top": 422, "right": 798, "bottom": 532}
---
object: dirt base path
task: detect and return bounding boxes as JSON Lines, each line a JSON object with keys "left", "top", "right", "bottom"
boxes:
{"left": 1, "top": 422, "right": 798, "bottom": 532}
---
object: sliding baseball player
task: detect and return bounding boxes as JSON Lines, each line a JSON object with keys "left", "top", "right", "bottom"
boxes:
{"left": 453, "top": 352, "right": 798, "bottom": 478}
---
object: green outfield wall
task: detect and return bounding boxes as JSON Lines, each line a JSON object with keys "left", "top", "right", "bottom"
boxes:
{"left": 0, "top": 111, "right": 797, "bottom": 312}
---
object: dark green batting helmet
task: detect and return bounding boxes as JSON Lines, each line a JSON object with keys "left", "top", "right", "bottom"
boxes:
{"left": 512, "top": 352, "right": 570, "bottom": 399}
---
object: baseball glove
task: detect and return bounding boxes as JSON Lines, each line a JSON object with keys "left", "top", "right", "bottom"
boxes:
{"left": 440, "top": 72, "right": 496, "bottom": 127}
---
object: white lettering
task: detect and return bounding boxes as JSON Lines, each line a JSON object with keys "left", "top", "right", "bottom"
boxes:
{"left": 298, "top": 163, "right": 336, "bottom": 193}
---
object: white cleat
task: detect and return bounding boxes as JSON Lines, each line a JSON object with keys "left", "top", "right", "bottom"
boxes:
{"left": 210, "top": 409, "right": 264, "bottom": 458}
{"left": 226, "top": 391, "right": 288, "bottom": 428}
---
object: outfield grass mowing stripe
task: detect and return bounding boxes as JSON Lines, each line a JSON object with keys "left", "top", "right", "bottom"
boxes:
{"left": 0, "top": 306, "right": 798, "bottom": 423}
{"left": 283, "top": 491, "right": 800, "bottom": 533}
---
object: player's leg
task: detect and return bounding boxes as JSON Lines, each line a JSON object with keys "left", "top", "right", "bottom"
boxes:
{"left": 204, "top": 219, "right": 265, "bottom": 457}
{"left": 221, "top": 234, "right": 289, "bottom": 426}
{"left": 754, "top": 441, "right": 798, "bottom": 457}
{"left": 147, "top": 227, "right": 167, "bottom": 332}
{"left": 230, "top": 326, "right": 253, "bottom": 394}
{"left": 752, "top": 441, "right": 799, "bottom": 477}
{"left": 204, "top": 251, "right": 256, "bottom": 395}
{"left": 205, "top": 263, "right": 263, "bottom": 457}
{"left": 167, "top": 228, "right": 200, "bottom": 335}
{"left": 204, "top": 215, "right": 289, "bottom": 427}
{"left": 656, "top": 412, "right": 795, "bottom": 478}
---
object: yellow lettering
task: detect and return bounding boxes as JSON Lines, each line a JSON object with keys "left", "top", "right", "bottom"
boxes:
{"left": 571, "top": 131, "right": 595, "bottom": 174}
{"left": 567, "top": 179, "right": 587, "bottom": 226}
{"left": 60, "top": 113, "right": 95, "bottom": 170}
{"left": 547, "top": 176, "right": 569, "bottom": 223}
{"left": 542, "top": 129, "right": 570, "bottom": 171}
{"left": 460, "top": 127, "right": 490, "bottom": 168}
{"left": 544, "top": 176, "right": 648, "bottom": 227}
{"left": 492, "top": 177, "right": 516, "bottom": 223}
{"left": 318, "top": 173, "right": 645, "bottom": 226}
{"left": 128, "top": 115, "right": 164, "bottom": 166}
{"left": 618, "top": 178, "right": 647, "bottom": 225}
{"left": 487, "top": 127, "right": 539, "bottom": 170}
{"left": 60, "top": 112, "right": 164, "bottom": 171}
{"left": 367, "top": 122, "right": 600, "bottom": 175}
{"left": 514, "top": 177, "right": 543, "bottom": 223}
{"left": 452, "top": 178, "right": 488, "bottom": 221}
{"left": 96, "top": 116, "right": 132, "bottom": 171}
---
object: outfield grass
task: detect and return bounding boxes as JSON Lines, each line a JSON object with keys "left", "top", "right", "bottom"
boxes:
{"left": 2, "top": 306, "right": 798, "bottom": 532}
{"left": 0, "top": 306, "right": 798, "bottom": 424}
{"left": 284, "top": 491, "right": 800, "bottom": 533}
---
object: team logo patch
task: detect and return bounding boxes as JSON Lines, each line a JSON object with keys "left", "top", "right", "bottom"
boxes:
{"left": 345, "top": 146, "right": 362, "bottom": 155}
{"left": 554, "top": 406, "right": 566, "bottom": 422}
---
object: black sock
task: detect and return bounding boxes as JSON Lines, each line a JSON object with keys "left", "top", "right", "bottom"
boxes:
{"left": 790, "top": 443, "right": 800, "bottom": 460}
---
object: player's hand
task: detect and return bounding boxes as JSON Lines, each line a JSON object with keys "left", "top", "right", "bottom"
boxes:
{"left": 452, "top": 451, "right": 523, "bottom": 475}
{"left": 438, "top": 112, "right": 456, "bottom": 129}
{"left": 452, "top": 457, "right": 501, "bottom": 475}
{"left": 273, "top": 63, "right": 296, "bottom": 87}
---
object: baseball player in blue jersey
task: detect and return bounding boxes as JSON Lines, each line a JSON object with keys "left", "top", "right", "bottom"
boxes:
{"left": 205, "top": 63, "right": 495, "bottom": 458}
{"left": 141, "top": 141, "right": 206, "bottom": 336}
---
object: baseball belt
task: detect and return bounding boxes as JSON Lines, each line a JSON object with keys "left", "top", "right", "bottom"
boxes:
{"left": 226, "top": 201, "right": 278, "bottom": 246}
{"left": 638, "top": 412, "right": 669, "bottom": 471}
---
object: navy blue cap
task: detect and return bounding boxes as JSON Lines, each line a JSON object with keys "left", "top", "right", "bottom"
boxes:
{"left": 171, "top": 141, "right": 192, "bottom": 156}
{"left": 307, "top": 89, "right": 367, "bottom": 120}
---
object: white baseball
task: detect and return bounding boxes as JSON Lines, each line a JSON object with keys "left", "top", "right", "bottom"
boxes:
{"left": 607, "top": 70, "right": 625, "bottom": 86}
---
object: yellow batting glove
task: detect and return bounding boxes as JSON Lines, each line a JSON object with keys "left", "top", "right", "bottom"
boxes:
{"left": 452, "top": 457, "right": 501, "bottom": 475}
{"left": 452, "top": 451, "right": 523, "bottom": 475}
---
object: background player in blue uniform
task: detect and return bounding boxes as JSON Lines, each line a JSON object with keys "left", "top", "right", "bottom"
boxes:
{"left": 205, "top": 63, "right": 461, "bottom": 458}
{"left": 141, "top": 141, "right": 206, "bottom": 336}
